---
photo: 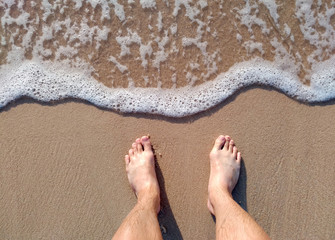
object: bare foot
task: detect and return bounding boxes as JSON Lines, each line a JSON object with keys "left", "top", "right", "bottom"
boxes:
{"left": 207, "top": 135, "right": 241, "bottom": 215}
{"left": 125, "top": 136, "right": 160, "bottom": 213}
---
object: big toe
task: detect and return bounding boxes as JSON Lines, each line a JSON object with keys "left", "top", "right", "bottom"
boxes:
{"left": 223, "top": 135, "right": 231, "bottom": 150}
{"left": 141, "top": 136, "right": 152, "bottom": 152}
{"left": 213, "top": 135, "right": 226, "bottom": 150}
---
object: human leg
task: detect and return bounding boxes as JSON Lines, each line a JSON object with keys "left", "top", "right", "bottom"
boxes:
{"left": 208, "top": 135, "right": 270, "bottom": 240}
{"left": 113, "top": 136, "right": 162, "bottom": 240}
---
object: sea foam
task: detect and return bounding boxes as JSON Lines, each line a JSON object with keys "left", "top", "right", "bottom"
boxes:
{"left": 0, "top": 0, "right": 335, "bottom": 117}
{"left": 1, "top": 56, "right": 334, "bottom": 117}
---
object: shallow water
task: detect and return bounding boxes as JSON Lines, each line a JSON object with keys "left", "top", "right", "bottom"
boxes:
{"left": 0, "top": 0, "right": 335, "bottom": 117}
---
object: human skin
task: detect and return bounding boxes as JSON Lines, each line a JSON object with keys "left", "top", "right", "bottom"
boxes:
{"left": 208, "top": 135, "right": 270, "bottom": 240}
{"left": 112, "top": 135, "right": 270, "bottom": 240}
{"left": 112, "top": 136, "right": 162, "bottom": 240}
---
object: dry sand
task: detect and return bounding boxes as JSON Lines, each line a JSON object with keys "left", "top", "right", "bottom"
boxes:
{"left": 0, "top": 88, "right": 334, "bottom": 240}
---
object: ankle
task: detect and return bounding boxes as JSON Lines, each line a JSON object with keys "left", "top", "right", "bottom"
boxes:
{"left": 137, "top": 186, "right": 160, "bottom": 213}
{"left": 208, "top": 187, "right": 232, "bottom": 207}
{"left": 137, "top": 196, "right": 160, "bottom": 214}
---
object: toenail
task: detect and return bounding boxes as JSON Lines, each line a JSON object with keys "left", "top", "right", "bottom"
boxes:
{"left": 220, "top": 135, "right": 225, "bottom": 140}
{"left": 142, "top": 136, "right": 149, "bottom": 141}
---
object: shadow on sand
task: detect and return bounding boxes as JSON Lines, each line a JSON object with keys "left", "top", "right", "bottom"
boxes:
{"left": 153, "top": 147, "right": 184, "bottom": 240}
{"left": 232, "top": 159, "right": 248, "bottom": 212}
{"left": 210, "top": 158, "right": 247, "bottom": 223}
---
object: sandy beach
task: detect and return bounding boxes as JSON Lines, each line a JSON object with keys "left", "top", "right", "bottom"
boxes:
{"left": 1, "top": 1, "right": 335, "bottom": 239}
{"left": 1, "top": 88, "right": 334, "bottom": 239}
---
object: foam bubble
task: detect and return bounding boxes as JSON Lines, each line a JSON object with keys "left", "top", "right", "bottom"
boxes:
{"left": 243, "top": 41, "right": 264, "bottom": 55}
{"left": 234, "top": 0, "right": 270, "bottom": 35}
{"left": 140, "top": 0, "right": 156, "bottom": 9}
{"left": 157, "top": 11, "right": 163, "bottom": 32}
{"left": 1, "top": 56, "right": 334, "bottom": 117}
{"left": 198, "top": 0, "right": 208, "bottom": 9}
{"left": 259, "top": 0, "right": 279, "bottom": 24}
{"left": 109, "top": 56, "right": 128, "bottom": 73}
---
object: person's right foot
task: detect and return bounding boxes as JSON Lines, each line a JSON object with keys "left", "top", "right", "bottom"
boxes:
{"left": 207, "top": 135, "right": 241, "bottom": 215}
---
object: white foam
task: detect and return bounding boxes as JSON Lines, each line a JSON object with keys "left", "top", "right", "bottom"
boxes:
{"left": 82, "top": 0, "right": 126, "bottom": 22}
{"left": 0, "top": 3, "right": 30, "bottom": 29}
{"left": 41, "top": 0, "right": 53, "bottom": 21}
{"left": 1, "top": 55, "right": 335, "bottom": 117}
{"left": 295, "top": 0, "right": 335, "bottom": 65}
{"left": 186, "top": 72, "right": 198, "bottom": 86}
{"left": 243, "top": 41, "right": 264, "bottom": 55}
{"left": 140, "top": 0, "right": 156, "bottom": 9}
{"left": 270, "top": 37, "right": 300, "bottom": 76}
{"left": 139, "top": 42, "right": 153, "bottom": 68}
{"left": 2, "top": 0, "right": 16, "bottom": 8}
{"left": 109, "top": 56, "right": 128, "bottom": 73}
{"left": 259, "top": 0, "right": 279, "bottom": 24}
{"left": 234, "top": 0, "right": 270, "bottom": 35}
{"left": 1, "top": 36, "right": 6, "bottom": 46}
{"left": 153, "top": 32, "right": 169, "bottom": 70}
{"left": 95, "top": 26, "right": 110, "bottom": 50}
{"left": 173, "top": 0, "right": 200, "bottom": 21}
{"left": 157, "top": 11, "right": 163, "bottom": 32}
{"left": 116, "top": 29, "right": 142, "bottom": 57}
{"left": 283, "top": 24, "right": 294, "bottom": 41}
{"left": 111, "top": 0, "right": 126, "bottom": 22}
{"left": 143, "top": 76, "right": 149, "bottom": 85}
{"left": 190, "top": 62, "right": 200, "bottom": 70}
{"left": 198, "top": 0, "right": 208, "bottom": 9}
{"left": 170, "top": 24, "right": 178, "bottom": 35}
{"left": 236, "top": 33, "right": 242, "bottom": 42}
{"left": 171, "top": 73, "right": 177, "bottom": 88}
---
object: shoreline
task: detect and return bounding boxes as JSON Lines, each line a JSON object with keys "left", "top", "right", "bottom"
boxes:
{"left": 1, "top": 58, "right": 335, "bottom": 117}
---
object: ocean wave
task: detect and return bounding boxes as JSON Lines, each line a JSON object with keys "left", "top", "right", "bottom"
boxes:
{"left": 1, "top": 56, "right": 334, "bottom": 117}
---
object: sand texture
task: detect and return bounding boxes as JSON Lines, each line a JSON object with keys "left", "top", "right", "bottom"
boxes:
{"left": 0, "top": 88, "right": 334, "bottom": 240}
{"left": 1, "top": 1, "right": 335, "bottom": 239}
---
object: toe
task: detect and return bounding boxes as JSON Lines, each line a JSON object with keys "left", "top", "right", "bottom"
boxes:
{"left": 233, "top": 146, "right": 238, "bottom": 157}
{"left": 229, "top": 140, "right": 234, "bottom": 153}
{"left": 237, "top": 152, "right": 241, "bottom": 163}
{"left": 213, "top": 135, "right": 225, "bottom": 150}
{"left": 136, "top": 138, "right": 143, "bottom": 152}
{"left": 141, "top": 136, "right": 152, "bottom": 151}
{"left": 125, "top": 155, "right": 130, "bottom": 165}
{"left": 129, "top": 149, "right": 134, "bottom": 157}
{"left": 223, "top": 135, "right": 230, "bottom": 150}
{"left": 132, "top": 142, "right": 137, "bottom": 152}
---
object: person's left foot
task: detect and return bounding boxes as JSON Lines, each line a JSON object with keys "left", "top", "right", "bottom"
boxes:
{"left": 125, "top": 136, "right": 160, "bottom": 213}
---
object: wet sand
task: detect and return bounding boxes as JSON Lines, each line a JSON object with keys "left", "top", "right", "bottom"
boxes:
{"left": 0, "top": 88, "right": 334, "bottom": 239}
